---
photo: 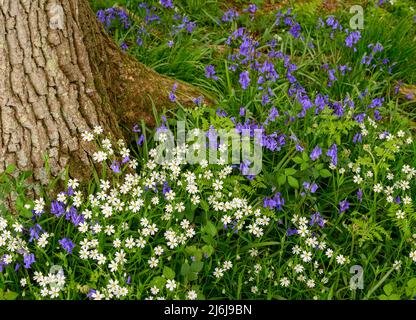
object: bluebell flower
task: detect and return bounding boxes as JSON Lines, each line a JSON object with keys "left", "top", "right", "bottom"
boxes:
{"left": 23, "top": 254, "right": 35, "bottom": 269}
{"left": 310, "top": 145, "right": 322, "bottom": 161}
{"left": 205, "top": 65, "right": 218, "bottom": 81}
{"left": 326, "top": 143, "right": 338, "bottom": 166}
{"left": 339, "top": 200, "right": 350, "bottom": 213}
{"left": 160, "top": 0, "right": 173, "bottom": 8}
{"left": 59, "top": 238, "right": 75, "bottom": 254}
{"left": 239, "top": 71, "right": 250, "bottom": 90}
{"left": 169, "top": 83, "right": 178, "bottom": 102}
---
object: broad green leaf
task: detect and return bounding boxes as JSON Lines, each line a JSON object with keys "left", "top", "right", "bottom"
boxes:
{"left": 163, "top": 266, "right": 175, "bottom": 280}
{"left": 287, "top": 176, "right": 299, "bottom": 189}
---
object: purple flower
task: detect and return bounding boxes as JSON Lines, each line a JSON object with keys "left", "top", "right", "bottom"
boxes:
{"left": 160, "top": 0, "right": 173, "bottom": 8}
{"left": 339, "top": 200, "right": 350, "bottom": 213}
{"left": 264, "top": 107, "right": 279, "bottom": 125}
{"left": 303, "top": 181, "right": 319, "bottom": 193}
{"left": 239, "top": 107, "right": 246, "bottom": 116}
{"left": 310, "top": 212, "right": 325, "bottom": 227}
{"left": 357, "top": 189, "right": 363, "bottom": 203}
{"left": 286, "top": 228, "right": 298, "bottom": 236}
{"left": 310, "top": 146, "right": 322, "bottom": 161}
{"left": 51, "top": 200, "right": 65, "bottom": 218}
{"left": 120, "top": 42, "right": 128, "bottom": 51}
{"left": 326, "top": 143, "right": 338, "bottom": 166}
{"left": 23, "top": 254, "right": 35, "bottom": 269}
{"left": 162, "top": 181, "right": 171, "bottom": 197}
{"left": 169, "top": 83, "right": 178, "bottom": 102}
{"left": 295, "top": 144, "right": 304, "bottom": 152}
{"left": 243, "top": 4, "right": 257, "bottom": 14}
{"left": 216, "top": 108, "right": 227, "bottom": 117}
{"left": 239, "top": 71, "right": 250, "bottom": 90}
{"left": 352, "top": 133, "right": 363, "bottom": 143}
{"left": 167, "top": 40, "right": 174, "bottom": 47}
{"left": 263, "top": 192, "right": 285, "bottom": 211}
{"left": 205, "top": 65, "right": 218, "bottom": 81}
{"left": 137, "top": 134, "right": 145, "bottom": 146}
{"left": 110, "top": 160, "right": 121, "bottom": 173}
{"left": 29, "top": 224, "right": 44, "bottom": 242}
{"left": 222, "top": 9, "right": 239, "bottom": 22}
{"left": 59, "top": 238, "right": 75, "bottom": 254}
{"left": 345, "top": 31, "right": 361, "bottom": 48}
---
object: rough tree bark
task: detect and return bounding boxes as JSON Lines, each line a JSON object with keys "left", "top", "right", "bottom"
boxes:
{"left": 0, "top": 0, "right": 205, "bottom": 185}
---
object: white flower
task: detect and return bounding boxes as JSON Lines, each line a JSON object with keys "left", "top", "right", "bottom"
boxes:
{"left": 298, "top": 224, "right": 309, "bottom": 237}
{"left": 353, "top": 175, "right": 363, "bottom": 184}
{"left": 148, "top": 257, "right": 159, "bottom": 268}
{"left": 393, "top": 260, "right": 402, "bottom": 271}
{"left": 154, "top": 246, "right": 164, "bottom": 256}
{"left": 223, "top": 260, "right": 232, "bottom": 270}
{"left": 396, "top": 210, "right": 405, "bottom": 219}
{"left": 20, "top": 278, "right": 27, "bottom": 287}
{"left": 336, "top": 254, "right": 346, "bottom": 265}
{"left": 82, "top": 131, "right": 94, "bottom": 142}
{"left": 150, "top": 286, "right": 159, "bottom": 295}
{"left": 280, "top": 277, "right": 290, "bottom": 287}
{"left": 166, "top": 279, "right": 177, "bottom": 291}
{"left": 213, "top": 180, "right": 223, "bottom": 191}
{"left": 373, "top": 183, "right": 383, "bottom": 193}
{"left": 93, "top": 151, "right": 107, "bottom": 163}
{"left": 93, "top": 126, "right": 103, "bottom": 135}
{"left": 306, "top": 279, "right": 315, "bottom": 288}
{"left": 325, "top": 248, "right": 333, "bottom": 258}
{"left": 410, "top": 250, "right": 416, "bottom": 262}
{"left": 187, "top": 290, "right": 197, "bottom": 300}
{"left": 12, "top": 222, "right": 23, "bottom": 233}
{"left": 403, "top": 196, "right": 412, "bottom": 205}
{"left": 300, "top": 251, "right": 312, "bottom": 263}
{"left": 294, "top": 264, "right": 304, "bottom": 273}
{"left": 213, "top": 267, "right": 224, "bottom": 278}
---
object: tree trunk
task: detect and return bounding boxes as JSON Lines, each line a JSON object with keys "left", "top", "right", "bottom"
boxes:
{"left": 0, "top": 0, "right": 204, "bottom": 185}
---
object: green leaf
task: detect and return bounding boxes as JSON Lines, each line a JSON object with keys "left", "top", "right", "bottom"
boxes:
{"left": 5, "top": 164, "right": 15, "bottom": 174}
{"left": 190, "top": 261, "right": 204, "bottom": 273}
{"left": 3, "top": 291, "right": 18, "bottom": 300}
{"left": 203, "top": 221, "right": 217, "bottom": 237}
{"left": 383, "top": 283, "right": 394, "bottom": 296}
{"left": 277, "top": 174, "right": 286, "bottom": 186}
{"left": 407, "top": 278, "right": 416, "bottom": 288}
{"left": 320, "top": 169, "right": 332, "bottom": 178}
{"left": 150, "top": 276, "right": 166, "bottom": 289}
{"left": 163, "top": 266, "right": 175, "bottom": 280}
{"left": 287, "top": 176, "right": 299, "bottom": 189}
{"left": 202, "top": 245, "right": 214, "bottom": 257}
{"left": 180, "top": 263, "right": 191, "bottom": 276}
{"left": 284, "top": 168, "right": 297, "bottom": 176}
{"left": 200, "top": 199, "right": 209, "bottom": 212}
{"left": 293, "top": 157, "right": 303, "bottom": 164}
{"left": 300, "top": 162, "right": 309, "bottom": 171}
